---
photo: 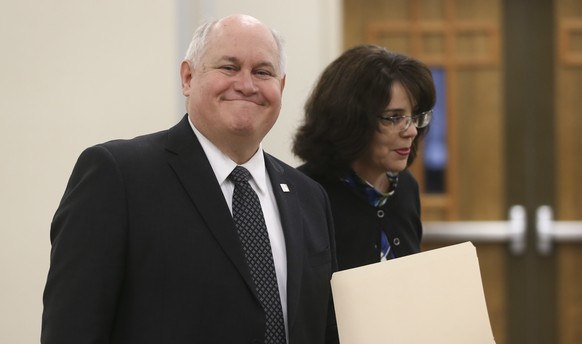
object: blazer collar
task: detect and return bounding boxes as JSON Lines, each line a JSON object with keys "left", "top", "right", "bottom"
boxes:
{"left": 165, "top": 115, "right": 256, "bottom": 295}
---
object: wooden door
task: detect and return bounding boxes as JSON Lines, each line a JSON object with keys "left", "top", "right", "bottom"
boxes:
{"left": 555, "top": 0, "right": 582, "bottom": 342}
{"left": 343, "top": 0, "right": 582, "bottom": 343}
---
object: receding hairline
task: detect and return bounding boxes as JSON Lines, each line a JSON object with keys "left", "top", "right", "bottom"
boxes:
{"left": 184, "top": 15, "right": 287, "bottom": 75}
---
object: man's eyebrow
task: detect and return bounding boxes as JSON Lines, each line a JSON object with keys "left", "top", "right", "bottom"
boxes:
{"left": 216, "top": 56, "right": 277, "bottom": 72}
{"left": 215, "top": 56, "right": 239, "bottom": 64}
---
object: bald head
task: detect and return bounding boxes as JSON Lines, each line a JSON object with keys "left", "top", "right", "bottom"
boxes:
{"left": 219, "top": 14, "right": 263, "bottom": 28}
{"left": 185, "top": 14, "right": 286, "bottom": 76}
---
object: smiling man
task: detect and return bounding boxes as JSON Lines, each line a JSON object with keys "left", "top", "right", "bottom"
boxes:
{"left": 181, "top": 15, "right": 285, "bottom": 164}
{"left": 42, "top": 14, "right": 339, "bottom": 344}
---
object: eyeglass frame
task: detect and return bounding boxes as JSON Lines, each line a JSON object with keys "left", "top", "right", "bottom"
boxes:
{"left": 378, "top": 109, "right": 433, "bottom": 132}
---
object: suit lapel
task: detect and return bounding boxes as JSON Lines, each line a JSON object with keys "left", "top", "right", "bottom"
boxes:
{"left": 164, "top": 118, "right": 304, "bottom": 328}
{"left": 165, "top": 116, "right": 256, "bottom": 295}
{"left": 264, "top": 154, "right": 304, "bottom": 333}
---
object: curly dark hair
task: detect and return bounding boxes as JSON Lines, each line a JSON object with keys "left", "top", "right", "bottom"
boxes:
{"left": 293, "top": 44, "right": 436, "bottom": 178}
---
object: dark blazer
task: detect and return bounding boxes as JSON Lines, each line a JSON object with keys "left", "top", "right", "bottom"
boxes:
{"left": 42, "top": 115, "right": 338, "bottom": 344}
{"left": 298, "top": 163, "right": 422, "bottom": 271}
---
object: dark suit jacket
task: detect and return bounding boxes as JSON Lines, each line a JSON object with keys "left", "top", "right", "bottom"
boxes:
{"left": 42, "top": 115, "right": 338, "bottom": 344}
{"left": 298, "top": 163, "right": 422, "bottom": 271}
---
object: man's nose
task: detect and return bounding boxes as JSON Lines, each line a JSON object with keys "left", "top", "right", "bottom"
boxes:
{"left": 233, "top": 71, "right": 258, "bottom": 95}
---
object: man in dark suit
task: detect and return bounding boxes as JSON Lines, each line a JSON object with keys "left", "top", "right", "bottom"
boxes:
{"left": 42, "top": 14, "right": 338, "bottom": 343}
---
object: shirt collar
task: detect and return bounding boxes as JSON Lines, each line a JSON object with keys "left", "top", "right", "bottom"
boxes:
{"left": 188, "top": 117, "right": 269, "bottom": 195}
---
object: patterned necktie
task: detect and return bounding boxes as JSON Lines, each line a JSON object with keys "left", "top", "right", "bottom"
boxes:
{"left": 229, "top": 166, "right": 287, "bottom": 344}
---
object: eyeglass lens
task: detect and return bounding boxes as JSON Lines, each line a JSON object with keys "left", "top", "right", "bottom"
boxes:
{"left": 397, "top": 111, "right": 431, "bottom": 131}
{"left": 414, "top": 111, "right": 432, "bottom": 128}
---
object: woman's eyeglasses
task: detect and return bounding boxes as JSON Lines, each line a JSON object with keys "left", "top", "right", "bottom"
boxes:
{"left": 378, "top": 109, "right": 433, "bottom": 132}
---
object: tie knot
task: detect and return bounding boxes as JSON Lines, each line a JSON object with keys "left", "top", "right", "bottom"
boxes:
{"left": 229, "top": 166, "right": 251, "bottom": 184}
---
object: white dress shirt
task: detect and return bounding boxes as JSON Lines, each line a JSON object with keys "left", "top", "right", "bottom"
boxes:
{"left": 188, "top": 118, "right": 288, "bottom": 338}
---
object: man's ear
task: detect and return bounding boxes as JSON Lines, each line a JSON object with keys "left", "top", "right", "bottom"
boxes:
{"left": 280, "top": 74, "right": 286, "bottom": 92}
{"left": 180, "top": 60, "right": 193, "bottom": 96}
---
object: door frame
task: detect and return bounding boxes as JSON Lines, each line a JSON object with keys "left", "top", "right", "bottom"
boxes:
{"left": 504, "top": 0, "right": 556, "bottom": 342}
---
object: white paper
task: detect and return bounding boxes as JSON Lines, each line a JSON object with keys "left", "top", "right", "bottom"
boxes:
{"left": 331, "top": 241, "right": 496, "bottom": 344}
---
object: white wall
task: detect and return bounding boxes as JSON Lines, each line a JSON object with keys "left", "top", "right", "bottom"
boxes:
{"left": 0, "top": 0, "right": 340, "bottom": 342}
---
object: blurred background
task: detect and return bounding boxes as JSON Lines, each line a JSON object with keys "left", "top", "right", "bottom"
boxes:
{"left": 1, "top": 0, "right": 581, "bottom": 343}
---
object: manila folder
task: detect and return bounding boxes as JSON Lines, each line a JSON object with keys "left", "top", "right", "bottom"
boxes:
{"left": 330, "top": 241, "right": 495, "bottom": 344}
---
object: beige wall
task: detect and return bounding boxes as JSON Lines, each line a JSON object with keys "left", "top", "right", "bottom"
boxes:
{"left": 0, "top": 0, "right": 341, "bottom": 342}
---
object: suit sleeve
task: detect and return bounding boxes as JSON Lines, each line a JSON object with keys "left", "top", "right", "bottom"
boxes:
{"left": 42, "top": 145, "right": 128, "bottom": 343}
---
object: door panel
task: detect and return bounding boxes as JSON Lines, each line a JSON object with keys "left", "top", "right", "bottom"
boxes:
{"left": 556, "top": 2, "right": 582, "bottom": 343}
{"left": 558, "top": 245, "right": 582, "bottom": 343}
{"left": 456, "top": 68, "right": 504, "bottom": 220}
